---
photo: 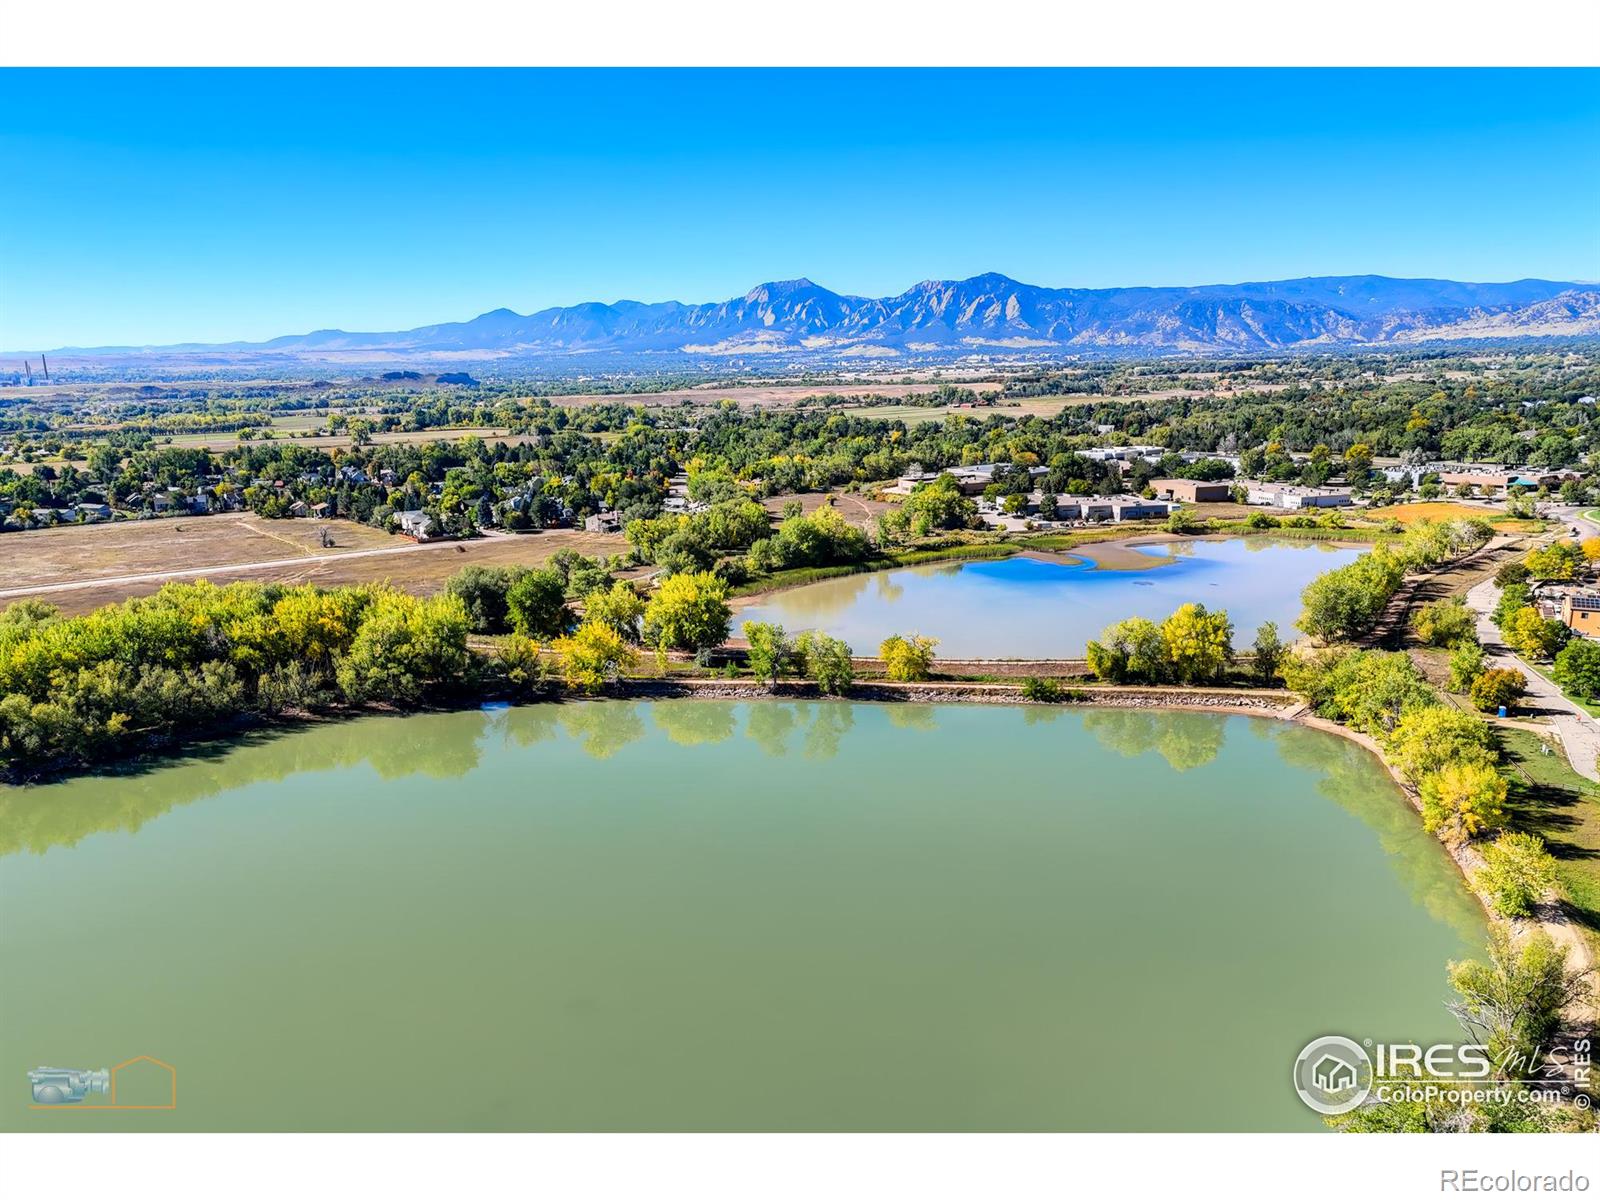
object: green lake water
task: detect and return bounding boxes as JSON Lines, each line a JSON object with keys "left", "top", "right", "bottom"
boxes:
{"left": 0, "top": 700, "right": 1486, "bottom": 1131}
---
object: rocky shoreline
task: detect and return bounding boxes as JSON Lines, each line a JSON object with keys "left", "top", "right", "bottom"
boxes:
{"left": 616, "top": 676, "right": 1293, "bottom": 711}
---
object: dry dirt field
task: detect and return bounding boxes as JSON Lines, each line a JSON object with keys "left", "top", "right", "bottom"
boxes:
{"left": 0, "top": 516, "right": 629, "bottom": 616}
{"left": 760, "top": 491, "right": 892, "bottom": 528}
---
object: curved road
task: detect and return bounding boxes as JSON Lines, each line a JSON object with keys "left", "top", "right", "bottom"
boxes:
{"left": 1463, "top": 504, "right": 1600, "bottom": 782}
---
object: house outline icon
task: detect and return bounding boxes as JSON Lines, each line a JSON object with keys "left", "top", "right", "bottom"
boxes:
{"left": 1311, "top": 1053, "right": 1357, "bottom": 1094}
{"left": 30, "top": 1056, "right": 176, "bottom": 1111}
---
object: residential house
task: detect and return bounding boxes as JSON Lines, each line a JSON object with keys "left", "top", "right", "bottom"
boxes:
{"left": 396, "top": 510, "right": 433, "bottom": 540}
{"left": 1560, "top": 595, "right": 1600, "bottom": 638}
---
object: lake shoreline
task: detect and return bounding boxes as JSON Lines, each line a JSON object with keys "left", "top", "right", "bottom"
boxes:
{"left": 729, "top": 528, "right": 1378, "bottom": 606}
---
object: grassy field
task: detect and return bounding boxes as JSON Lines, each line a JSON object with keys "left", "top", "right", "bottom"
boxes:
{"left": 1365, "top": 501, "right": 1505, "bottom": 524}
{"left": 0, "top": 516, "right": 630, "bottom": 616}
{"left": 1497, "top": 727, "right": 1600, "bottom": 944}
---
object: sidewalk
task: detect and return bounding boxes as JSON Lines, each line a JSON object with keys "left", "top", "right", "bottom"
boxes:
{"left": 1465, "top": 577, "right": 1600, "bottom": 782}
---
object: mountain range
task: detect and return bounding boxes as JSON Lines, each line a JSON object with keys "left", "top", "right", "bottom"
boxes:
{"left": 46, "top": 274, "right": 1600, "bottom": 362}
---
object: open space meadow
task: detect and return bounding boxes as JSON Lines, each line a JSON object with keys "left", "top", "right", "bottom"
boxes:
{"left": 0, "top": 515, "right": 629, "bottom": 615}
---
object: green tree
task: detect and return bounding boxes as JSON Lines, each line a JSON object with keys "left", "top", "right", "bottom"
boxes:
{"left": 335, "top": 591, "right": 471, "bottom": 707}
{"left": 1420, "top": 759, "right": 1507, "bottom": 845}
{"left": 1297, "top": 549, "right": 1406, "bottom": 641}
{"left": 1474, "top": 832, "right": 1559, "bottom": 918}
{"left": 1494, "top": 561, "right": 1530, "bottom": 588}
{"left": 1251, "top": 620, "right": 1284, "bottom": 684}
{"left": 643, "top": 571, "right": 732, "bottom": 652}
{"left": 1447, "top": 929, "right": 1590, "bottom": 1075}
{"left": 505, "top": 568, "right": 574, "bottom": 639}
{"left": 445, "top": 565, "right": 524, "bottom": 633}
{"left": 1470, "top": 668, "right": 1526, "bottom": 713}
{"left": 879, "top": 633, "right": 938, "bottom": 682}
{"left": 1159, "top": 603, "right": 1234, "bottom": 684}
{"left": 795, "top": 631, "right": 854, "bottom": 695}
{"left": 1552, "top": 638, "right": 1600, "bottom": 701}
{"left": 1503, "top": 606, "right": 1567, "bottom": 661}
{"left": 742, "top": 621, "right": 797, "bottom": 683}
{"left": 1386, "top": 706, "right": 1494, "bottom": 785}
{"left": 1410, "top": 597, "right": 1476, "bottom": 647}
{"left": 582, "top": 580, "right": 647, "bottom": 643}
{"left": 1525, "top": 541, "right": 1580, "bottom": 582}
{"left": 553, "top": 620, "right": 637, "bottom": 693}
{"left": 1448, "top": 640, "right": 1487, "bottom": 693}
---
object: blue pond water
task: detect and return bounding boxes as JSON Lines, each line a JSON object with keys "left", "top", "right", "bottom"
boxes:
{"left": 736, "top": 537, "right": 1365, "bottom": 658}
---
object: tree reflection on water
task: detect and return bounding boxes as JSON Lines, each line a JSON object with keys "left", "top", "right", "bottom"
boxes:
{"left": 1081, "top": 708, "right": 1227, "bottom": 773}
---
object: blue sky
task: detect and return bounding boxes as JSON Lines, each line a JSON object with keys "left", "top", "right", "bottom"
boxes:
{"left": 2, "top": 68, "right": 1597, "bottom": 349}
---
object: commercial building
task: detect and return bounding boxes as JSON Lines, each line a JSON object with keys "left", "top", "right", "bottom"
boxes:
{"left": 1241, "top": 483, "right": 1353, "bottom": 510}
{"left": 1149, "top": 479, "right": 1233, "bottom": 504}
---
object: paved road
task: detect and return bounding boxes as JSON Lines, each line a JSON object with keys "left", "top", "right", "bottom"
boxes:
{"left": 1466, "top": 574, "right": 1600, "bottom": 783}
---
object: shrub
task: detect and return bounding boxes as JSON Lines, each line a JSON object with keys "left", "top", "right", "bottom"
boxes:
{"left": 1474, "top": 832, "right": 1559, "bottom": 918}
{"left": 1021, "top": 676, "right": 1065, "bottom": 702}
{"left": 1470, "top": 668, "right": 1526, "bottom": 713}
{"left": 496, "top": 634, "right": 547, "bottom": 696}
{"left": 880, "top": 634, "right": 938, "bottom": 682}
{"left": 1166, "top": 509, "right": 1203, "bottom": 534}
{"left": 256, "top": 661, "right": 335, "bottom": 714}
{"left": 1420, "top": 760, "right": 1507, "bottom": 845}
{"left": 1243, "top": 511, "right": 1279, "bottom": 530}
